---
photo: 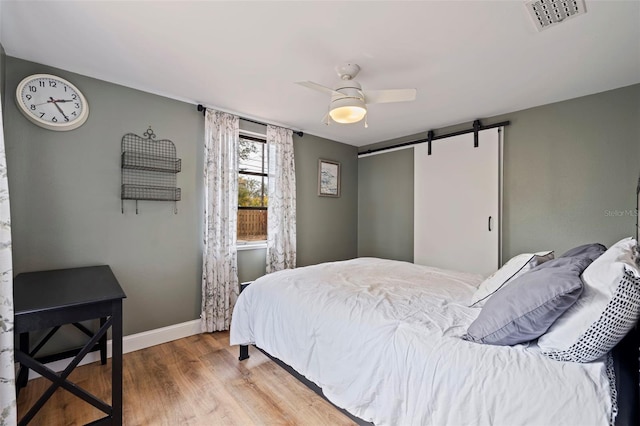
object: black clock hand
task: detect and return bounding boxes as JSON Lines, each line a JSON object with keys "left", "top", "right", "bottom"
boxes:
{"left": 33, "top": 99, "right": 70, "bottom": 106}
{"left": 32, "top": 99, "right": 75, "bottom": 107}
{"left": 49, "top": 97, "right": 70, "bottom": 122}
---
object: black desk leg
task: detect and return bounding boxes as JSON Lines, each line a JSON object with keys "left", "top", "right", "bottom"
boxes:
{"left": 112, "top": 300, "right": 123, "bottom": 425}
{"left": 17, "top": 333, "right": 29, "bottom": 390}
{"left": 99, "top": 317, "right": 107, "bottom": 365}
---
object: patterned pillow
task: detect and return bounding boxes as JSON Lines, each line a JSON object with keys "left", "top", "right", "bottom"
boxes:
{"left": 538, "top": 237, "right": 640, "bottom": 362}
{"left": 541, "top": 270, "right": 640, "bottom": 362}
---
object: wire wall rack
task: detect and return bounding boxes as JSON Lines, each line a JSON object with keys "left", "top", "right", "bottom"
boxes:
{"left": 121, "top": 127, "right": 181, "bottom": 214}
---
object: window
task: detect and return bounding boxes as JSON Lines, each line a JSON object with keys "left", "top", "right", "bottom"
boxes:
{"left": 238, "top": 135, "right": 268, "bottom": 243}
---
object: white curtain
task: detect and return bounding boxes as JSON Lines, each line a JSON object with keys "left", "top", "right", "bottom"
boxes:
{"left": 266, "top": 125, "right": 296, "bottom": 273}
{"left": 0, "top": 97, "right": 16, "bottom": 422}
{"left": 201, "top": 110, "right": 240, "bottom": 332}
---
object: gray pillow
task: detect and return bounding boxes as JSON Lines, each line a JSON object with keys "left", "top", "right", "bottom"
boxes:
{"left": 558, "top": 243, "right": 606, "bottom": 262}
{"left": 463, "top": 256, "right": 591, "bottom": 346}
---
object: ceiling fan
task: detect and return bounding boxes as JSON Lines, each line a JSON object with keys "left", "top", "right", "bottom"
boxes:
{"left": 296, "top": 63, "right": 417, "bottom": 127}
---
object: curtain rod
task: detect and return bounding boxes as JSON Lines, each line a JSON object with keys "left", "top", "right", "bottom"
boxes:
{"left": 196, "top": 104, "right": 304, "bottom": 137}
{"left": 358, "top": 119, "right": 511, "bottom": 157}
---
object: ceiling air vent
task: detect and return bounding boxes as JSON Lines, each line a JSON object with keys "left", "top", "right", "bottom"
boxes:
{"left": 525, "top": 0, "right": 587, "bottom": 31}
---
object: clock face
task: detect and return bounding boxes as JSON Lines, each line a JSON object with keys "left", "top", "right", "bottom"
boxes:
{"left": 16, "top": 74, "right": 89, "bottom": 131}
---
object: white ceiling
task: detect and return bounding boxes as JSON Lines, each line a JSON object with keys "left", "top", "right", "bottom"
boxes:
{"left": 1, "top": 1, "right": 639, "bottom": 147}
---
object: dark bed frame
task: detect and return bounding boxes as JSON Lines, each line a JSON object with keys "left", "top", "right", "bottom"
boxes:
{"left": 239, "top": 177, "right": 640, "bottom": 425}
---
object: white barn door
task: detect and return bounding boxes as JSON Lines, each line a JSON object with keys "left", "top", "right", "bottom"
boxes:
{"left": 414, "top": 128, "right": 501, "bottom": 276}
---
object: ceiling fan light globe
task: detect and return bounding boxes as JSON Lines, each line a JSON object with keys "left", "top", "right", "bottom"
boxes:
{"left": 329, "top": 96, "right": 367, "bottom": 124}
{"left": 330, "top": 106, "right": 367, "bottom": 123}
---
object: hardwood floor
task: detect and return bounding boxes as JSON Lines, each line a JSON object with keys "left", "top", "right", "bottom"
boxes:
{"left": 17, "top": 332, "right": 357, "bottom": 425}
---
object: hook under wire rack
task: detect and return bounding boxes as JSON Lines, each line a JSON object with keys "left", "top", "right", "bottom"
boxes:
{"left": 121, "top": 127, "right": 181, "bottom": 214}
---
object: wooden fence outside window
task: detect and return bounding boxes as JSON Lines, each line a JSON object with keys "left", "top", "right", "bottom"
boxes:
{"left": 238, "top": 209, "right": 267, "bottom": 241}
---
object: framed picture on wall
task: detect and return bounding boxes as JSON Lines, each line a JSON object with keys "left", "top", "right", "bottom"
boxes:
{"left": 318, "top": 159, "right": 341, "bottom": 197}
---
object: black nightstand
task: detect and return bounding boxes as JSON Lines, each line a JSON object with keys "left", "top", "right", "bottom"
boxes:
{"left": 14, "top": 265, "right": 126, "bottom": 426}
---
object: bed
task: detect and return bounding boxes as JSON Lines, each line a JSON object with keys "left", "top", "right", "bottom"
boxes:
{"left": 230, "top": 182, "right": 640, "bottom": 425}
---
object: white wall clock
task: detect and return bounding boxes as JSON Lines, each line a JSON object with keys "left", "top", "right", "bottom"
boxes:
{"left": 15, "top": 73, "right": 89, "bottom": 131}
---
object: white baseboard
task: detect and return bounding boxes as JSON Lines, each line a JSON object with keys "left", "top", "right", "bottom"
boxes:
{"left": 27, "top": 319, "right": 202, "bottom": 380}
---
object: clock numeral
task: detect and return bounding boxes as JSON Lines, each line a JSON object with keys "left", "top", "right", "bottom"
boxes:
{"left": 52, "top": 116, "right": 58, "bottom": 123}
{"left": 49, "top": 81, "right": 57, "bottom": 88}
{"left": 72, "top": 112, "right": 77, "bottom": 117}
{"left": 71, "top": 94, "right": 77, "bottom": 100}
{"left": 28, "top": 86, "right": 37, "bottom": 93}
{"left": 25, "top": 94, "right": 32, "bottom": 101}
{"left": 75, "top": 103, "right": 80, "bottom": 109}
{"left": 39, "top": 81, "right": 45, "bottom": 87}
{"left": 39, "top": 113, "right": 45, "bottom": 118}
{"left": 30, "top": 105, "right": 36, "bottom": 111}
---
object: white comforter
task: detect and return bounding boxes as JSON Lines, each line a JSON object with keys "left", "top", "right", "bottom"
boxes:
{"left": 230, "top": 258, "right": 613, "bottom": 426}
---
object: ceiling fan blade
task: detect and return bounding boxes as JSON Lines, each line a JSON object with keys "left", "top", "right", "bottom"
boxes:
{"left": 364, "top": 89, "right": 417, "bottom": 104}
{"left": 296, "top": 81, "right": 342, "bottom": 96}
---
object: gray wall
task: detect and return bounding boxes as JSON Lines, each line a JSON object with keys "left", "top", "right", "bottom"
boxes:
{"left": 238, "top": 248, "right": 267, "bottom": 283}
{"left": 358, "top": 149, "right": 413, "bottom": 262}
{"left": 295, "top": 133, "right": 358, "bottom": 266}
{"left": 358, "top": 84, "right": 640, "bottom": 264}
{"left": 3, "top": 57, "right": 205, "bottom": 338}
{"left": 500, "top": 84, "right": 640, "bottom": 260}
{"left": 3, "top": 56, "right": 359, "bottom": 343}
{"left": 0, "top": 44, "right": 5, "bottom": 100}
{"left": 0, "top": 0, "right": 4, "bottom": 98}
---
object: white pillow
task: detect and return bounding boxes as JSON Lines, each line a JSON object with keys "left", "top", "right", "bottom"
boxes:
{"left": 538, "top": 237, "right": 640, "bottom": 362}
{"left": 470, "top": 251, "right": 554, "bottom": 307}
